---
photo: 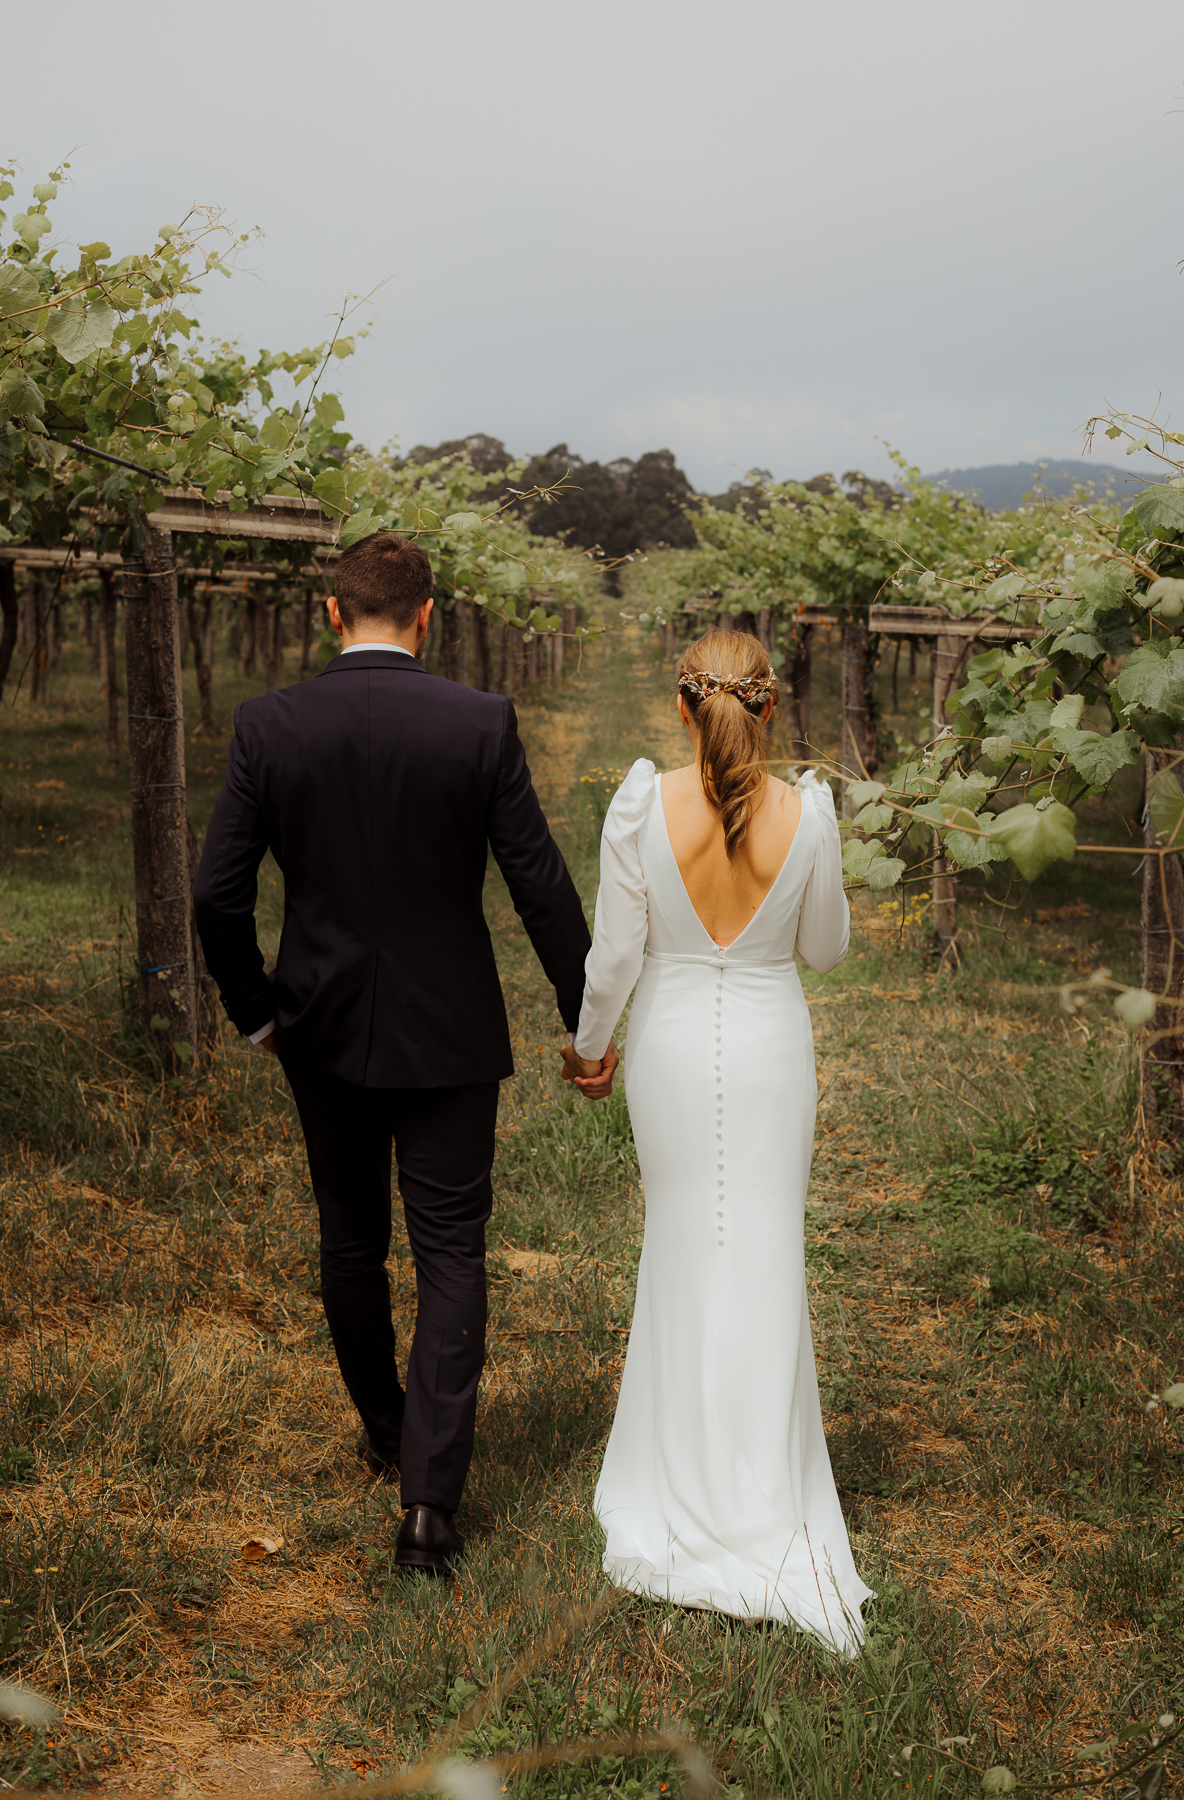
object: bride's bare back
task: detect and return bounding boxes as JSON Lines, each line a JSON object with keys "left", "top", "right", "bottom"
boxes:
{"left": 660, "top": 765, "right": 802, "bottom": 946}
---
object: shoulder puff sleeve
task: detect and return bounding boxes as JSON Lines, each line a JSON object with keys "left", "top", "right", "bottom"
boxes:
{"left": 572, "top": 758, "right": 655, "bottom": 1061}
{"left": 794, "top": 771, "right": 850, "bottom": 974}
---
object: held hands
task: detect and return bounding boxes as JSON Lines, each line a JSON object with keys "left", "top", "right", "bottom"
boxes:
{"left": 560, "top": 1040, "right": 620, "bottom": 1101}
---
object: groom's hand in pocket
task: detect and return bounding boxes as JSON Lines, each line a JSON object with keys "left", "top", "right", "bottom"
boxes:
{"left": 561, "top": 1041, "right": 619, "bottom": 1101}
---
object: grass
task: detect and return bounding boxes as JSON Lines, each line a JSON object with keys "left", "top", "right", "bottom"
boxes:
{"left": 0, "top": 578, "right": 1181, "bottom": 1796}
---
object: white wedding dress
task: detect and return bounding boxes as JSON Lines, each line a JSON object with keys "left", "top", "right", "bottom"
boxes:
{"left": 573, "top": 760, "right": 873, "bottom": 1654}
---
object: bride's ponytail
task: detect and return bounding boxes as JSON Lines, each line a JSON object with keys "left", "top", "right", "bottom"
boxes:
{"left": 676, "top": 629, "right": 779, "bottom": 860}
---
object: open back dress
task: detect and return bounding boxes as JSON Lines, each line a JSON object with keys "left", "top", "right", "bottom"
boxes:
{"left": 573, "top": 760, "right": 873, "bottom": 1654}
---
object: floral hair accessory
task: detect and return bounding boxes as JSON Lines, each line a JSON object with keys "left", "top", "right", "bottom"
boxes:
{"left": 678, "top": 669, "right": 778, "bottom": 706}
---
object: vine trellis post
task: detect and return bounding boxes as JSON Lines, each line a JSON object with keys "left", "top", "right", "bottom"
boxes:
{"left": 122, "top": 522, "right": 203, "bottom": 1063}
{"left": 98, "top": 568, "right": 120, "bottom": 767}
{"left": 1142, "top": 732, "right": 1184, "bottom": 1128}
{"left": 839, "top": 615, "right": 876, "bottom": 816}
{"left": 0, "top": 559, "right": 16, "bottom": 701}
{"left": 122, "top": 490, "right": 338, "bottom": 1064}
{"left": 932, "top": 629, "right": 966, "bottom": 965}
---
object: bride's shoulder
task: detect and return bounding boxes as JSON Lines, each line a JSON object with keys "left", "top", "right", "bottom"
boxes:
{"left": 603, "top": 758, "right": 657, "bottom": 833}
{"left": 615, "top": 757, "right": 657, "bottom": 797}
{"left": 789, "top": 768, "right": 839, "bottom": 816}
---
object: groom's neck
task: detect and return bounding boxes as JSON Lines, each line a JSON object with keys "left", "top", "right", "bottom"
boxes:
{"left": 339, "top": 620, "right": 420, "bottom": 654}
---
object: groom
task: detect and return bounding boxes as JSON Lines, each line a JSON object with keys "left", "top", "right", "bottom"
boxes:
{"left": 194, "top": 530, "right": 600, "bottom": 1574}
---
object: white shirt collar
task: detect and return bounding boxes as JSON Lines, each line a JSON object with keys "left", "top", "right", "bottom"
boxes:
{"left": 341, "top": 642, "right": 415, "bottom": 656}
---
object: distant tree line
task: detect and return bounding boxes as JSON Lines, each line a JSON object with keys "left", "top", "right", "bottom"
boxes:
{"left": 393, "top": 439, "right": 916, "bottom": 564}
{"left": 395, "top": 435, "right": 698, "bottom": 559}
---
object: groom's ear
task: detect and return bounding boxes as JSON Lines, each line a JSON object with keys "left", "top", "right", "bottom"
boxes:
{"left": 327, "top": 596, "right": 345, "bottom": 638}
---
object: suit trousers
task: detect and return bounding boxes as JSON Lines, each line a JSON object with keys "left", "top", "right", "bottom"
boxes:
{"left": 281, "top": 1055, "right": 499, "bottom": 1512}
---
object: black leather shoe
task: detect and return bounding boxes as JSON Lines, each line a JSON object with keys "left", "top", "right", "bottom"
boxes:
{"left": 356, "top": 1429, "right": 400, "bottom": 1481}
{"left": 394, "top": 1504, "right": 464, "bottom": 1577}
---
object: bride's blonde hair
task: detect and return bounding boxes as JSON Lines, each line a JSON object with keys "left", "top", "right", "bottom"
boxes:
{"left": 676, "top": 629, "right": 779, "bottom": 860}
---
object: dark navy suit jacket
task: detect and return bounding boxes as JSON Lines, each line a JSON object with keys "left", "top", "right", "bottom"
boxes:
{"left": 194, "top": 648, "right": 590, "bottom": 1087}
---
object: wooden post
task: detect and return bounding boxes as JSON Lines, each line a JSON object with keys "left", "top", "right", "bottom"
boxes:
{"left": 719, "top": 612, "right": 735, "bottom": 632}
{"left": 476, "top": 609, "right": 493, "bottom": 692}
{"left": 50, "top": 593, "right": 65, "bottom": 668}
{"left": 264, "top": 597, "right": 284, "bottom": 691}
{"left": 785, "top": 624, "right": 813, "bottom": 763}
{"left": 185, "top": 578, "right": 215, "bottom": 734}
{"left": 931, "top": 629, "right": 964, "bottom": 965}
{"left": 299, "top": 591, "right": 315, "bottom": 679}
{"left": 122, "top": 526, "right": 199, "bottom": 1063}
{"left": 0, "top": 561, "right": 17, "bottom": 702}
{"left": 240, "top": 588, "right": 258, "bottom": 678}
{"left": 1140, "top": 733, "right": 1184, "bottom": 1136}
{"left": 757, "top": 607, "right": 772, "bottom": 654}
{"left": 840, "top": 613, "right": 876, "bottom": 815}
{"left": 562, "top": 604, "right": 577, "bottom": 678}
{"left": 527, "top": 633, "right": 540, "bottom": 685}
{"left": 28, "top": 576, "right": 47, "bottom": 705}
{"left": 82, "top": 592, "right": 96, "bottom": 669}
{"left": 443, "top": 596, "right": 469, "bottom": 684}
{"left": 98, "top": 570, "right": 120, "bottom": 767}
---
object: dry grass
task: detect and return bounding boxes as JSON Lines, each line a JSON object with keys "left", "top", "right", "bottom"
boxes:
{"left": 0, "top": 605, "right": 1181, "bottom": 1796}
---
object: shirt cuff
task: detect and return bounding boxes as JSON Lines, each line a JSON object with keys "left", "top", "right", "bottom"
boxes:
{"left": 248, "top": 1021, "right": 276, "bottom": 1045}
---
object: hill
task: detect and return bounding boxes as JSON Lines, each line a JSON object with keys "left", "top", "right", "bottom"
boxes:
{"left": 921, "top": 460, "right": 1162, "bottom": 511}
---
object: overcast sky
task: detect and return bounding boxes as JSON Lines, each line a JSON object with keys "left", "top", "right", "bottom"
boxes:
{"left": 6, "top": 0, "right": 1182, "bottom": 490}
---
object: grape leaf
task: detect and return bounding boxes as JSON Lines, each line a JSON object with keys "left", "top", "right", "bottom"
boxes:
{"left": 1122, "top": 484, "right": 1184, "bottom": 544}
{"left": 340, "top": 506, "right": 376, "bottom": 548}
{"left": 0, "top": 261, "right": 41, "bottom": 316}
{"left": 1149, "top": 770, "right": 1184, "bottom": 844}
{"left": 986, "top": 801, "right": 1076, "bottom": 879}
{"left": 865, "top": 856, "right": 906, "bottom": 890}
{"left": 984, "top": 573, "right": 1027, "bottom": 602}
{"left": 1113, "top": 644, "right": 1184, "bottom": 719}
{"left": 946, "top": 822, "right": 1008, "bottom": 869}
{"left": 0, "top": 367, "right": 45, "bottom": 418}
{"left": 312, "top": 467, "right": 348, "bottom": 515}
{"left": 939, "top": 769, "right": 996, "bottom": 808}
{"left": 1049, "top": 693, "right": 1085, "bottom": 728}
{"left": 43, "top": 297, "right": 116, "bottom": 364}
{"left": 1052, "top": 727, "right": 1140, "bottom": 785}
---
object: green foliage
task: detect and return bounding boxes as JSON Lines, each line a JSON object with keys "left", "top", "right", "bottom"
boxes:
{"left": 0, "top": 163, "right": 609, "bottom": 643}
{"left": 1150, "top": 769, "right": 1184, "bottom": 844}
{"left": 0, "top": 162, "right": 362, "bottom": 553}
{"left": 984, "top": 800, "right": 1076, "bottom": 880}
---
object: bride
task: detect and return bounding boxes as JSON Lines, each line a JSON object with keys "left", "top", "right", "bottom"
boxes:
{"left": 563, "top": 628, "right": 873, "bottom": 1654}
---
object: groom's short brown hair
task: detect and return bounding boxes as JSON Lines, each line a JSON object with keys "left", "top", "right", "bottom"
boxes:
{"left": 334, "top": 531, "right": 433, "bottom": 629}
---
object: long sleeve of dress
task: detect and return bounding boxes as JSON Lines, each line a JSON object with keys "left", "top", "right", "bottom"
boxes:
{"left": 573, "top": 759, "right": 655, "bottom": 1061}
{"left": 794, "top": 772, "right": 850, "bottom": 974}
